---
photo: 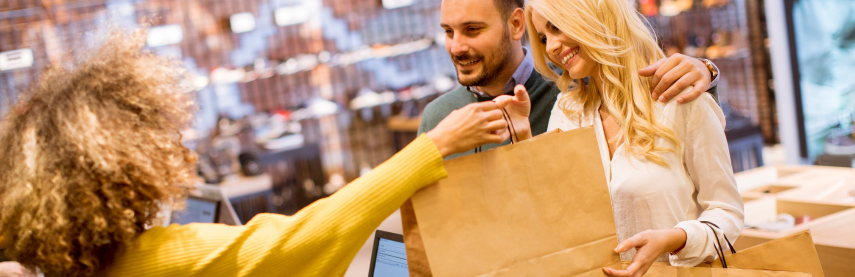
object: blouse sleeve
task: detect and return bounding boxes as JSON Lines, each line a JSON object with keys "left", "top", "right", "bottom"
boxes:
{"left": 547, "top": 93, "right": 568, "bottom": 132}
{"left": 669, "top": 94, "right": 745, "bottom": 266}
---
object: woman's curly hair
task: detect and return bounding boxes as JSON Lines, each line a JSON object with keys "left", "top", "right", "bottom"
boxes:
{"left": 0, "top": 28, "right": 196, "bottom": 276}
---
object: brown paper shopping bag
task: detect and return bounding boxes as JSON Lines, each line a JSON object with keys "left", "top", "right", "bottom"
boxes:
{"left": 708, "top": 230, "right": 825, "bottom": 277}
{"left": 636, "top": 263, "right": 812, "bottom": 277}
{"left": 401, "top": 198, "right": 432, "bottom": 277}
{"left": 409, "top": 126, "right": 621, "bottom": 277}
{"left": 614, "top": 213, "right": 823, "bottom": 277}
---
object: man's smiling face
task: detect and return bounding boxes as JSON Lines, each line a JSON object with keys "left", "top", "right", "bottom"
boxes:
{"left": 440, "top": 0, "right": 514, "bottom": 87}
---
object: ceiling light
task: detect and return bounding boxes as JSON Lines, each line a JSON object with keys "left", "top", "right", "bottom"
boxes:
{"left": 382, "top": 0, "right": 414, "bottom": 9}
{"left": 147, "top": 25, "right": 184, "bottom": 47}
{"left": 275, "top": 6, "right": 310, "bottom": 26}
{"left": 230, "top": 12, "right": 257, "bottom": 33}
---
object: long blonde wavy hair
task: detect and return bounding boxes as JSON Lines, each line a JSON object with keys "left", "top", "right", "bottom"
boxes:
{"left": 0, "top": 29, "right": 196, "bottom": 276}
{"left": 525, "top": 0, "right": 679, "bottom": 166}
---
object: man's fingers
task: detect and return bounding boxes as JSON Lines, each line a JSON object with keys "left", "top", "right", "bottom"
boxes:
{"left": 657, "top": 74, "right": 695, "bottom": 103}
{"left": 514, "top": 84, "right": 530, "bottom": 102}
{"left": 675, "top": 81, "right": 706, "bottom": 104}
{"left": 649, "top": 56, "right": 681, "bottom": 91}
{"left": 639, "top": 58, "right": 666, "bottom": 77}
{"left": 651, "top": 64, "right": 691, "bottom": 99}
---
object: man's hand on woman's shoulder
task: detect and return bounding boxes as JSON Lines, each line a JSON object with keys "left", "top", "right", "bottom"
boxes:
{"left": 639, "top": 53, "right": 714, "bottom": 104}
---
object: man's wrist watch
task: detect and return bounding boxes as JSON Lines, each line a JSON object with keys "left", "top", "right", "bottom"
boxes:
{"left": 698, "top": 58, "right": 720, "bottom": 89}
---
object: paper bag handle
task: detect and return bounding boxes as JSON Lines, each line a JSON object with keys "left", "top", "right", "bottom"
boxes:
{"left": 700, "top": 220, "right": 736, "bottom": 268}
{"left": 500, "top": 108, "right": 519, "bottom": 143}
{"left": 475, "top": 107, "right": 519, "bottom": 154}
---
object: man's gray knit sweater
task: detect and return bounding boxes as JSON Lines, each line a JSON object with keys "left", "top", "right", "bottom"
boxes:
{"left": 418, "top": 70, "right": 560, "bottom": 160}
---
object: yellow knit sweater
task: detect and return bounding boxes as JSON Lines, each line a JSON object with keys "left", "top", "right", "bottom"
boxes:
{"left": 102, "top": 135, "right": 447, "bottom": 276}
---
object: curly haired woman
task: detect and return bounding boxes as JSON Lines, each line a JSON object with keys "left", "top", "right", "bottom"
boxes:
{"left": 0, "top": 29, "right": 512, "bottom": 277}
{"left": 494, "top": 0, "right": 745, "bottom": 276}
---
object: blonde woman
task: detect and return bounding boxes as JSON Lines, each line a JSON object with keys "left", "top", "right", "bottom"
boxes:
{"left": 495, "top": 0, "right": 744, "bottom": 276}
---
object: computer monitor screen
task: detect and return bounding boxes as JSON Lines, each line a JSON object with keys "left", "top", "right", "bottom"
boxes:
{"left": 371, "top": 238, "right": 408, "bottom": 277}
{"left": 171, "top": 196, "right": 220, "bottom": 225}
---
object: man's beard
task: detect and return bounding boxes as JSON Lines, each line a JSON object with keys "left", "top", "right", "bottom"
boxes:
{"left": 452, "top": 27, "right": 513, "bottom": 87}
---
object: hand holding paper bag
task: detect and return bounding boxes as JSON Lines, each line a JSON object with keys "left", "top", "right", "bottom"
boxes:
{"left": 407, "top": 126, "right": 823, "bottom": 277}
{"left": 412, "top": 126, "right": 622, "bottom": 276}
{"left": 493, "top": 84, "right": 532, "bottom": 142}
{"left": 426, "top": 101, "right": 512, "bottom": 157}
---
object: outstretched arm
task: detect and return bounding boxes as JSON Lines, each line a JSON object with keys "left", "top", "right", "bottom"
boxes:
{"left": 105, "top": 103, "right": 511, "bottom": 276}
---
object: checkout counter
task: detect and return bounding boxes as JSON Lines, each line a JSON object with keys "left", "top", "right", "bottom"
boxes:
{"left": 734, "top": 165, "right": 855, "bottom": 277}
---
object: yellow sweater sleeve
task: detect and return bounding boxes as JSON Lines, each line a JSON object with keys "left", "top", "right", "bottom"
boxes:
{"left": 103, "top": 134, "right": 447, "bottom": 276}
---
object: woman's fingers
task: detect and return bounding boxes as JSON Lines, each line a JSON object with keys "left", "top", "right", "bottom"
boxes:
{"left": 615, "top": 233, "right": 644, "bottom": 253}
{"left": 470, "top": 101, "right": 500, "bottom": 112}
{"left": 493, "top": 96, "right": 513, "bottom": 108}
{"left": 603, "top": 251, "right": 654, "bottom": 277}
{"left": 484, "top": 118, "right": 509, "bottom": 133}
{"left": 485, "top": 131, "right": 510, "bottom": 144}
{"left": 635, "top": 261, "right": 655, "bottom": 277}
{"left": 482, "top": 108, "right": 505, "bottom": 122}
{"left": 602, "top": 265, "right": 635, "bottom": 277}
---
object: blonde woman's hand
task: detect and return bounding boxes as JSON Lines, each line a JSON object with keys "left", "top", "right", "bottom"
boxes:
{"left": 602, "top": 229, "right": 687, "bottom": 277}
{"left": 427, "top": 102, "right": 510, "bottom": 157}
{"left": 493, "top": 85, "right": 532, "bottom": 142}
{"left": 639, "top": 53, "right": 712, "bottom": 104}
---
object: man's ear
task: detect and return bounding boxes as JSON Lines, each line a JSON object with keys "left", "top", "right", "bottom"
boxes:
{"left": 509, "top": 7, "right": 526, "bottom": 41}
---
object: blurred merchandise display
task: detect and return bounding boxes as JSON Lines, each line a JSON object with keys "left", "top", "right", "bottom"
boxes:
{"left": 745, "top": 212, "right": 795, "bottom": 232}
{"left": 723, "top": 103, "right": 765, "bottom": 172}
{"left": 824, "top": 126, "right": 855, "bottom": 156}
{"left": 659, "top": 0, "right": 693, "bottom": 17}
{"left": 0, "top": 0, "right": 805, "bottom": 211}
{"left": 641, "top": 0, "right": 776, "bottom": 144}
{"left": 0, "top": 0, "right": 454, "bottom": 212}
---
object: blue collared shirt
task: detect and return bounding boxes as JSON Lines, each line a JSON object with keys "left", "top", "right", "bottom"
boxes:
{"left": 468, "top": 48, "right": 534, "bottom": 101}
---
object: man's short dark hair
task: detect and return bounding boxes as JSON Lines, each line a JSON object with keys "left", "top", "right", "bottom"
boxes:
{"left": 495, "top": 0, "right": 524, "bottom": 21}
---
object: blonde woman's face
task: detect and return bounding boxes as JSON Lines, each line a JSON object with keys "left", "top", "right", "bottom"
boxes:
{"left": 530, "top": 10, "right": 597, "bottom": 80}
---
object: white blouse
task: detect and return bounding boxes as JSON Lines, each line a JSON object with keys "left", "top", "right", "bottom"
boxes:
{"left": 547, "top": 92, "right": 744, "bottom": 266}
